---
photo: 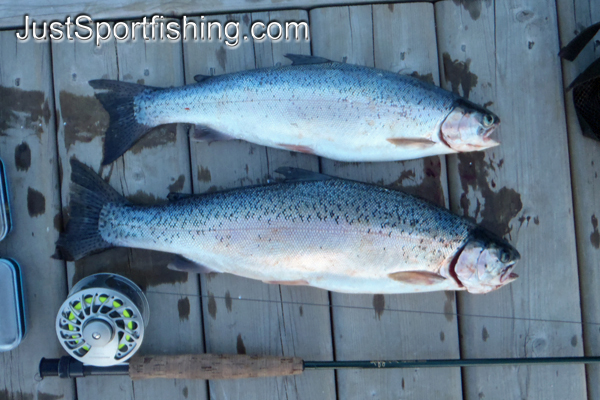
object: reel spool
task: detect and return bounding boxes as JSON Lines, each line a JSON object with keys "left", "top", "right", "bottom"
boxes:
{"left": 56, "top": 274, "right": 149, "bottom": 366}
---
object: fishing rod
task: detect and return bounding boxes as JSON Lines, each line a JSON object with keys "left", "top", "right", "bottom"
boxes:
{"left": 39, "top": 354, "right": 600, "bottom": 381}
{"left": 47, "top": 272, "right": 600, "bottom": 383}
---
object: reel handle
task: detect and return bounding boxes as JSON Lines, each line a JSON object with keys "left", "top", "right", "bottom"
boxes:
{"left": 128, "top": 354, "right": 304, "bottom": 380}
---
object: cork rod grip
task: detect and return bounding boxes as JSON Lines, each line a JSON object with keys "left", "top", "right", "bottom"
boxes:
{"left": 128, "top": 354, "right": 304, "bottom": 380}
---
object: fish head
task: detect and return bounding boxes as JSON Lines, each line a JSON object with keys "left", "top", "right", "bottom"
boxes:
{"left": 441, "top": 101, "right": 500, "bottom": 152}
{"left": 453, "top": 230, "right": 520, "bottom": 294}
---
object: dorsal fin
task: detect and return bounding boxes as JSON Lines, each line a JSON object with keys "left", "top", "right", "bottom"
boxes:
{"left": 167, "top": 192, "right": 194, "bottom": 202}
{"left": 193, "top": 74, "right": 211, "bottom": 83}
{"left": 284, "top": 54, "right": 333, "bottom": 66}
{"left": 275, "top": 167, "right": 333, "bottom": 182}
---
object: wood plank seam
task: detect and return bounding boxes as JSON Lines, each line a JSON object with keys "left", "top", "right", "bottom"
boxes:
{"left": 0, "top": 32, "right": 76, "bottom": 400}
{"left": 177, "top": 17, "right": 211, "bottom": 397}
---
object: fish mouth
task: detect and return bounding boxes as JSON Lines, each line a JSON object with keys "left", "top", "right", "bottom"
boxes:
{"left": 483, "top": 126, "right": 496, "bottom": 138}
{"left": 471, "top": 138, "right": 500, "bottom": 150}
{"left": 475, "top": 126, "right": 500, "bottom": 148}
{"left": 483, "top": 125, "right": 499, "bottom": 141}
{"left": 499, "top": 262, "right": 518, "bottom": 283}
{"left": 438, "top": 125, "right": 500, "bottom": 151}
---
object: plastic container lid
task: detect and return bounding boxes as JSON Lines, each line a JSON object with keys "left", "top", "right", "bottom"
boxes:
{"left": 0, "top": 157, "right": 11, "bottom": 241}
{"left": 0, "top": 258, "right": 26, "bottom": 352}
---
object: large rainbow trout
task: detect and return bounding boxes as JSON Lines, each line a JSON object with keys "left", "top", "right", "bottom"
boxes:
{"left": 90, "top": 54, "right": 500, "bottom": 165}
{"left": 56, "top": 160, "right": 519, "bottom": 294}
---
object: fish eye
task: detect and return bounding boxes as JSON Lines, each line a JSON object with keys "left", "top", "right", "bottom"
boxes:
{"left": 499, "top": 249, "right": 511, "bottom": 263}
{"left": 482, "top": 114, "right": 495, "bottom": 127}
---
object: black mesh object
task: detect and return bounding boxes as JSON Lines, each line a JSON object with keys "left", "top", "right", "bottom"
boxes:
{"left": 560, "top": 22, "right": 600, "bottom": 141}
{"left": 573, "top": 75, "right": 600, "bottom": 140}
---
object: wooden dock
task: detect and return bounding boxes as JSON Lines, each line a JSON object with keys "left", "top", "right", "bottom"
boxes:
{"left": 0, "top": 0, "right": 598, "bottom": 399}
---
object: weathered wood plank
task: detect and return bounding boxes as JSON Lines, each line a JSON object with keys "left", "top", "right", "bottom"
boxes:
{"left": 435, "top": 1, "right": 586, "bottom": 398}
{"left": 52, "top": 22, "right": 207, "bottom": 400}
{"left": 183, "top": 12, "right": 335, "bottom": 400}
{"left": 1, "top": 0, "right": 430, "bottom": 30}
{"left": 114, "top": 23, "right": 208, "bottom": 400}
{"left": 555, "top": 1, "right": 600, "bottom": 398}
{"left": 0, "top": 31, "right": 75, "bottom": 400}
{"left": 252, "top": 10, "right": 337, "bottom": 398}
{"left": 310, "top": 4, "right": 462, "bottom": 399}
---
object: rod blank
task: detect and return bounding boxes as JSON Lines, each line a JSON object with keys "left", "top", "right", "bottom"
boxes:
{"left": 304, "top": 356, "right": 600, "bottom": 370}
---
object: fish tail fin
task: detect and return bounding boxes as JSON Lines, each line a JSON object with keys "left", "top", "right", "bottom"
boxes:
{"left": 55, "top": 159, "right": 128, "bottom": 261}
{"left": 89, "top": 79, "right": 158, "bottom": 165}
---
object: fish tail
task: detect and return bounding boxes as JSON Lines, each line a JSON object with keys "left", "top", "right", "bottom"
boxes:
{"left": 89, "top": 79, "right": 157, "bottom": 165}
{"left": 55, "top": 159, "right": 128, "bottom": 261}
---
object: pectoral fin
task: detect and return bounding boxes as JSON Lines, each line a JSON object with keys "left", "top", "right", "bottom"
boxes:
{"left": 168, "top": 255, "right": 221, "bottom": 274}
{"left": 388, "top": 271, "right": 446, "bottom": 285}
{"left": 387, "top": 138, "right": 437, "bottom": 149}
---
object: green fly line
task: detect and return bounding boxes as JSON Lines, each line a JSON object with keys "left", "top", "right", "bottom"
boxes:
{"left": 146, "top": 290, "right": 599, "bottom": 327}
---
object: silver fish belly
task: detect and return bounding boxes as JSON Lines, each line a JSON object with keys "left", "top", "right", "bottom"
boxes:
{"left": 101, "top": 179, "right": 472, "bottom": 293}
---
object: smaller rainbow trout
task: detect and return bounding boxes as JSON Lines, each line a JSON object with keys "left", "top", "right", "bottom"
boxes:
{"left": 90, "top": 54, "right": 500, "bottom": 165}
{"left": 56, "top": 160, "right": 519, "bottom": 294}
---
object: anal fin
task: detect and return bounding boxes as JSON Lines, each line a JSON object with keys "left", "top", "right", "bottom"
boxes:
{"left": 191, "top": 125, "right": 236, "bottom": 142}
{"left": 168, "top": 255, "right": 221, "bottom": 274}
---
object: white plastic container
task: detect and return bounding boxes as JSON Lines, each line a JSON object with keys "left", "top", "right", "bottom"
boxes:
{"left": 0, "top": 258, "right": 26, "bottom": 352}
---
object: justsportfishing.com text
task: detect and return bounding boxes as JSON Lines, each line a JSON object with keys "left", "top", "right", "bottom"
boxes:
{"left": 15, "top": 15, "right": 310, "bottom": 47}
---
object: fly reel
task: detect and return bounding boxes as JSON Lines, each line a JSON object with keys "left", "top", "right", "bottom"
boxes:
{"left": 56, "top": 274, "right": 149, "bottom": 366}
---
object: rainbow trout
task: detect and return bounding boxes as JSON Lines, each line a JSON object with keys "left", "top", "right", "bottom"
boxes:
{"left": 56, "top": 160, "right": 519, "bottom": 294}
{"left": 90, "top": 54, "right": 500, "bottom": 165}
